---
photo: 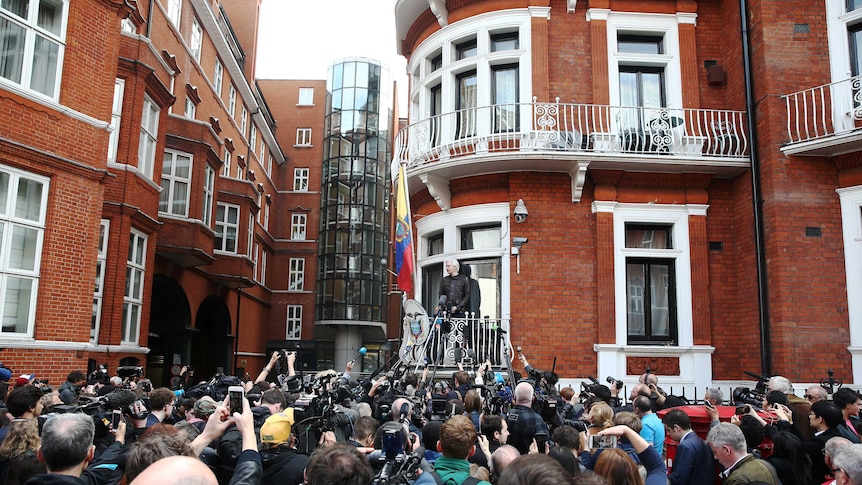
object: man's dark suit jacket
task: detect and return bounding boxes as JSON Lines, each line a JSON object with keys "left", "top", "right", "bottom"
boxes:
{"left": 803, "top": 427, "right": 842, "bottom": 484}
{"left": 669, "top": 431, "right": 717, "bottom": 485}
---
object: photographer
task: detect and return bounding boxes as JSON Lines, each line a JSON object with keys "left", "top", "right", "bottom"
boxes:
{"left": 258, "top": 410, "right": 308, "bottom": 485}
{"left": 59, "top": 371, "right": 87, "bottom": 405}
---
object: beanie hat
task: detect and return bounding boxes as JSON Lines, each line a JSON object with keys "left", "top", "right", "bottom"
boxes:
{"left": 260, "top": 409, "right": 294, "bottom": 445}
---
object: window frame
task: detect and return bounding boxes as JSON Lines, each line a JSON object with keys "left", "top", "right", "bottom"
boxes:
{"left": 165, "top": 0, "right": 181, "bottom": 26}
{"left": 108, "top": 78, "right": 124, "bottom": 162}
{"left": 293, "top": 168, "right": 309, "bottom": 191}
{"left": 213, "top": 59, "right": 223, "bottom": 96}
{"left": 286, "top": 304, "right": 302, "bottom": 339}
{"left": 183, "top": 96, "right": 195, "bottom": 119}
{"left": 291, "top": 213, "right": 307, "bottom": 240}
{"left": 159, "top": 149, "right": 192, "bottom": 217}
{"left": 122, "top": 229, "right": 147, "bottom": 345}
{"left": 214, "top": 202, "right": 240, "bottom": 253}
{"left": 228, "top": 84, "right": 236, "bottom": 118}
{"left": 138, "top": 95, "right": 160, "bottom": 178}
{"left": 92, "top": 219, "right": 109, "bottom": 342}
{"left": 289, "top": 258, "right": 305, "bottom": 291}
{"left": 295, "top": 128, "right": 312, "bottom": 146}
{"left": 0, "top": 165, "right": 49, "bottom": 337}
{"left": 202, "top": 164, "right": 214, "bottom": 227}
{"left": 190, "top": 16, "right": 202, "bottom": 62}
{"left": 0, "top": 0, "right": 70, "bottom": 99}
{"left": 298, "top": 87, "right": 314, "bottom": 105}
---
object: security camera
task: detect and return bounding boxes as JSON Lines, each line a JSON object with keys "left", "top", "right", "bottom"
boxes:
{"left": 513, "top": 237, "right": 529, "bottom": 247}
{"left": 513, "top": 199, "right": 528, "bottom": 223}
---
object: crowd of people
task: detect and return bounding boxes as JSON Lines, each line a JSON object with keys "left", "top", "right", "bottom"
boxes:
{"left": 0, "top": 352, "right": 861, "bottom": 485}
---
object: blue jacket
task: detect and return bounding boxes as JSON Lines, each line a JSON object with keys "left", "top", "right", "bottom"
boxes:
{"left": 668, "top": 431, "right": 716, "bottom": 485}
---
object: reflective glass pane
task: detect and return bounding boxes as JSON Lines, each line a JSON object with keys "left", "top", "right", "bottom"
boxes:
{"left": 852, "top": 26, "right": 862, "bottom": 76}
{"left": 331, "top": 63, "right": 343, "bottom": 87}
{"left": 175, "top": 154, "right": 190, "bottom": 178}
{"left": 356, "top": 62, "right": 368, "bottom": 88}
{"left": 2, "top": 276, "right": 32, "bottom": 333}
{"left": 0, "top": 17, "right": 25, "bottom": 84}
{"left": 626, "top": 263, "right": 645, "bottom": 336}
{"left": 37, "top": 0, "right": 63, "bottom": 36}
{"left": 649, "top": 264, "right": 670, "bottom": 336}
{"left": 343, "top": 62, "right": 355, "bottom": 86}
{"left": 1, "top": 0, "right": 28, "bottom": 19}
{"left": 849, "top": 0, "right": 862, "bottom": 12}
{"left": 15, "top": 177, "right": 42, "bottom": 221}
{"left": 0, "top": 172, "right": 10, "bottom": 215}
{"left": 30, "top": 34, "right": 59, "bottom": 96}
{"left": 173, "top": 182, "right": 187, "bottom": 213}
{"left": 8, "top": 224, "right": 37, "bottom": 270}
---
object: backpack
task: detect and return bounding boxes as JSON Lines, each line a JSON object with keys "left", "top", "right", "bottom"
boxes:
{"left": 428, "top": 470, "right": 481, "bottom": 485}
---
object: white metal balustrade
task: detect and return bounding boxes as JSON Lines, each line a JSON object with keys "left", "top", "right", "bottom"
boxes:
{"left": 395, "top": 98, "right": 749, "bottom": 167}
{"left": 783, "top": 75, "right": 862, "bottom": 145}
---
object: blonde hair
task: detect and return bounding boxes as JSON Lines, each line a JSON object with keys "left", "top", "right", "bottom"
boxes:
{"left": 588, "top": 402, "right": 614, "bottom": 430}
{"left": 0, "top": 419, "right": 39, "bottom": 459}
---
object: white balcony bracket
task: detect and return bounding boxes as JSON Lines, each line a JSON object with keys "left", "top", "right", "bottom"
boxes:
{"left": 427, "top": 0, "right": 448, "bottom": 27}
{"left": 419, "top": 173, "right": 451, "bottom": 210}
{"left": 570, "top": 161, "right": 589, "bottom": 203}
{"left": 567, "top": 0, "right": 577, "bottom": 13}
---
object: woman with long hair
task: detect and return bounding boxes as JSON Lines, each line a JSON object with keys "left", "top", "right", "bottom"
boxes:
{"left": 0, "top": 418, "right": 40, "bottom": 483}
{"left": 463, "top": 389, "right": 482, "bottom": 431}
{"left": 767, "top": 431, "right": 812, "bottom": 485}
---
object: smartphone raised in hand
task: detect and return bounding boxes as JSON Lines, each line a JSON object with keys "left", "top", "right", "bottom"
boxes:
{"left": 588, "top": 434, "right": 618, "bottom": 450}
{"left": 228, "top": 385, "right": 245, "bottom": 414}
{"left": 535, "top": 432, "right": 548, "bottom": 453}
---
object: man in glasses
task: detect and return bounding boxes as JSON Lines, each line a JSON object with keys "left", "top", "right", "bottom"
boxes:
{"left": 806, "top": 385, "right": 828, "bottom": 404}
{"left": 831, "top": 442, "right": 862, "bottom": 485}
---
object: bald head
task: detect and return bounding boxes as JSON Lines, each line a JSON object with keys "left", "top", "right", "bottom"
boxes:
{"left": 514, "top": 382, "right": 534, "bottom": 405}
{"left": 491, "top": 444, "right": 520, "bottom": 476}
{"left": 130, "top": 456, "right": 217, "bottom": 485}
{"left": 391, "top": 398, "right": 413, "bottom": 420}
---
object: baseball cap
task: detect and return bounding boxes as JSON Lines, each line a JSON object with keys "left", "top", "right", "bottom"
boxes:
{"left": 16, "top": 374, "right": 34, "bottom": 386}
{"left": 193, "top": 396, "right": 217, "bottom": 418}
{"left": 260, "top": 409, "right": 295, "bottom": 445}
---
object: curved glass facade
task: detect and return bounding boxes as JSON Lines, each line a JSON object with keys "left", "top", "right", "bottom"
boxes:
{"left": 317, "top": 59, "right": 392, "bottom": 324}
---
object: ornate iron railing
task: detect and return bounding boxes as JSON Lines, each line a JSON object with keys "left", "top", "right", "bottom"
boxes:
{"left": 395, "top": 99, "right": 749, "bottom": 167}
{"left": 783, "top": 75, "right": 862, "bottom": 144}
{"left": 419, "top": 315, "right": 511, "bottom": 368}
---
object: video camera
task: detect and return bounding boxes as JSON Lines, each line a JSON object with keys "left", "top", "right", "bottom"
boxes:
{"left": 371, "top": 404, "right": 423, "bottom": 485}
{"left": 606, "top": 376, "right": 624, "bottom": 390}
{"left": 732, "top": 387, "right": 765, "bottom": 409}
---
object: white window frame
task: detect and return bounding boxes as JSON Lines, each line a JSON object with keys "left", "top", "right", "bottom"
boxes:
{"left": 215, "top": 203, "right": 240, "bottom": 253}
{"left": 92, "top": 219, "right": 109, "bottom": 342}
{"left": 0, "top": 166, "right": 49, "bottom": 337}
{"left": 407, "top": 9, "right": 534, "bottom": 134}
{"left": 165, "top": 0, "right": 181, "bottom": 26}
{"left": 249, "top": 124, "right": 257, "bottom": 155}
{"left": 826, "top": 0, "right": 862, "bottom": 133}
{"left": 252, "top": 242, "right": 259, "bottom": 282}
{"left": 213, "top": 59, "right": 223, "bottom": 96}
{"left": 838, "top": 186, "right": 862, "bottom": 383}
{"left": 222, "top": 148, "right": 231, "bottom": 177}
{"left": 138, "top": 95, "right": 160, "bottom": 178}
{"left": 298, "top": 87, "right": 314, "bottom": 105}
{"left": 122, "top": 229, "right": 147, "bottom": 345}
{"left": 263, "top": 201, "right": 270, "bottom": 231}
{"left": 291, "top": 213, "right": 307, "bottom": 240}
{"left": 295, "top": 128, "right": 312, "bottom": 147}
{"left": 235, "top": 159, "right": 243, "bottom": 179}
{"left": 286, "top": 304, "right": 302, "bottom": 339}
{"left": 240, "top": 106, "right": 248, "bottom": 137}
{"left": 202, "top": 164, "right": 215, "bottom": 227}
{"left": 602, "top": 11, "right": 688, "bottom": 111}
{"left": 228, "top": 84, "right": 237, "bottom": 118}
{"left": 247, "top": 211, "right": 253, "bottom": 256}
{"left": 266, "top": 152, "right": 273, "bottom": 176}
{"left": 108, "top": 78, "right": 124, "bottom": 162}
{"left": 288, "top": 258, "right": 305, "bottom": 291}
{"left": 0, "top": 0, "right": 70, "bottom": 99}
{"left": 159, "top": 149, "right": 193, "bottom": 217}
{"left": 260, "top": 249, "right": 267, "bottom": 286}
{"left": 190, "top": 17, "right": 202, "bottom": 62}
{"left": 259, "top": 139, "right": 266, "bottom": 165}
{"left": 184, "top": 96, "right": 195, "bottom": 119}
{"left": 293, "top": 168, "right": 309, "bottom": 191}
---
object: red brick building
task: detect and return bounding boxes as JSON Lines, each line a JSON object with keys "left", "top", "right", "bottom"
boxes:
{"left": 0, "top": 0, "right": 336, "bottom": 386}
{"left": 392, "top": 0, "right": 860, "bottom": 392}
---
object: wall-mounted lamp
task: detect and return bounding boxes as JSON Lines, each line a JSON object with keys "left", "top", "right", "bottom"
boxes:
{"left": 513, "top": 199, "right": 528, "bottom": 223}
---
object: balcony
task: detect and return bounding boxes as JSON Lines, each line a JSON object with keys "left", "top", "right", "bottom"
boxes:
{"left": 782, "top": 75, "right": 862, "bottom": 156}
{"left": 395, "top": 99, "right": 750, "bottom": 205}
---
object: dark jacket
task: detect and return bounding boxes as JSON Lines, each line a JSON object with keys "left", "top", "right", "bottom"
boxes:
{"left": 229, "top": 450, "right": 262, "bottom": 485}
{"left": 260, "top": 445, "right": 308, "bottom": 485}
{"left": 505, "top": 404, "right": 549, "bottom": 455}
{"left": 668, "top": 431, "right": 716, "bottom": 485}
{"left": 439, "top": 274, "right": 470, "bottom": 315}
{"left": 803, "top": 427, "right": 842, "bottom": 484}
{"left": 721, "top": 454, "right": 779, "bottom": 485}
{"left": 25, "top": 474, "right": 84, "bottom": 485}
{"left": 58, "top": 381, "right": 79, "bottom": 405}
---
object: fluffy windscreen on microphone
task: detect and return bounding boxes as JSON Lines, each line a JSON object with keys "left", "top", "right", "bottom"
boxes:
{"left": 103, "top": 389, "right": 137, "bottom": 409}
{"left": 437, "top": 295, "right": 447, "bottom": 307}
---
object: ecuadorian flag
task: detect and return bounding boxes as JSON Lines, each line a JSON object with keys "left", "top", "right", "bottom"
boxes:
{"left": 394, "top": 163, "right": 414, "bottom": 294}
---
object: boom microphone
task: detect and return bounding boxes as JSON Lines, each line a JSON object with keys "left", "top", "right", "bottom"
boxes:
{"left": 399, "top": 402, "right": 410, "bottom": 421}
{"left": 103, "top": 389, "right": 138, "bottom": 409}
{"left": 437, "top": 295, "right": 447, "bottom": 307}
{"left": 349, "top": 346, "right": 367, "bottom": 365}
